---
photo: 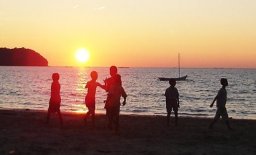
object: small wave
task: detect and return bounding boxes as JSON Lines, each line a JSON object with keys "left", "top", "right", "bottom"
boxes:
{"left": 230, "top": 110, "right": 237, "bottom": 113}
{"left": 153, "top": 112, "right": 166, "bottom": 115}
{"left": 9, "top": 91, "right": 19, "bottom": 94}
{"left": 179, "top": 112, "right": 209, "bottom": 117}
{"left": 189, "top": 109, "right": 208, "bottom": 113}
{"left": 23, "top": 102, "right": 32, "bottom": 105}
{"left": 185, "top": 79, "right": 195, "bottom": 82}
{"left": 131, "top": 109, "right": 149, "bottom": 113}
{"left": 229, "top": 98, "right": 246, "bottom": 102}
{"left": 238, "top": 90, "right": 249, "bottom": 94}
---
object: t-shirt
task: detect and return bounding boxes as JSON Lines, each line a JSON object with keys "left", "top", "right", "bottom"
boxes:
{"left": 104, "top": 74, "right": 122, "bottom": 92}
{"left": 85, "top": 80, "right": 101, "bottom": 105}
{"left": 216, "top": 87, "right": 227, "bottom": 108}
{"left": 165, "top": 86, "right": 179, "bottom": 104}
{"left": 50, "top": 81, "right": 61, "bottom": 103}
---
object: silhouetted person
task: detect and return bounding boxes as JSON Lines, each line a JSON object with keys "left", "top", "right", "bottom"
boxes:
{"left": 46, "top": 73, "right": 63, "bottom": 127}
{"left": 103, "top": 66, "right": 122, "bottom": 126}
{"left": 84, "top": 71, "right": 104, "bottom": 127}
{"left": 105, "top": 74, "right": 127, "bottom": 133}
{"left": 209, "top": 78, "right": 232, "bottom": 130}
{"left": 165, "top": 79, "right": 179, "bottom": 126}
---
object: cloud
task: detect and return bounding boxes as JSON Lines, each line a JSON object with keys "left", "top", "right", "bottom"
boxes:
{"left": 94, "top": 6, "right": 106, "bottom": 11}
{"left": 73, "top": 5, "right": 79, "bottom": 9}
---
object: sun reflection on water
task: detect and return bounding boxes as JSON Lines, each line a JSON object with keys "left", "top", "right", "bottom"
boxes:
{"left": 70, "top": 102, "right": 87, "bottom": 114}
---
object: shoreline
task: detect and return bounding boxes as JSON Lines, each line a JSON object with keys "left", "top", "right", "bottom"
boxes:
{"left": 1, "top": 109, "right": 256, "bottom": 155}
{"left": 1, "top": 108, "right": 255, "bottom": 121}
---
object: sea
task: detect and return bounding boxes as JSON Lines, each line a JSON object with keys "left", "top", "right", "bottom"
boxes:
{"left": 0, "top": 66, "right": 255, "bottom": 119}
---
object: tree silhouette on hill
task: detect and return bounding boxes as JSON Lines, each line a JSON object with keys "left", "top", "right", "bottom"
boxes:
{"left": 0, "top": 47, "right": 48, "bottom": 66}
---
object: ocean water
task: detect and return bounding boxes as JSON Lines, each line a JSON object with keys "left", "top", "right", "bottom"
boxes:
{"left": 0, "top": 66, "right": 255, "bottom": 119}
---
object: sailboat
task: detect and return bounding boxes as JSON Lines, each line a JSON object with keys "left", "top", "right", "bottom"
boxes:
{"left": 158, "top": 53, "right": 187, "bottom": 81}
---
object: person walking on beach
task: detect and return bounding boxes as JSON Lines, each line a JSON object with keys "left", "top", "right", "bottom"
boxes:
{"left": 209, "top": 78, "right": 232, "bottom": 130}
{"left": 103, "top": 66, "right": 122, "bottom": 124}
{"left": 165, "top": 79, "right": 179, "bottom": 126}
{"left": 46, "top": 73, "right": 63, "bottom": 127}
{"left": 84, "top": 71, "right": 104, "bottom": 126}
{"left": 104, "top": 74, "right": 127, "bottom": 133}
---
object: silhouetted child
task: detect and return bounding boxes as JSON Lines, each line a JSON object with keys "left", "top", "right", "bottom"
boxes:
{"left": 165, "top": 79, "right": 179, "bottom": 126}
{"left": 84, "top": 71, "right": 104, "bottom": 126}
{"left": 209, "top": 78, "right": 232, "bottom": 130}
{"left": 46, "top": 73, "right": 63, "bottom": 127}
{"left": 105, "top": 74, "right": 127, "bottom": 133}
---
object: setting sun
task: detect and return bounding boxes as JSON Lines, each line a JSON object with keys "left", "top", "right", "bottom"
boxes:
{"left": 75, "top": 48, "right": 90, "bottom": 63}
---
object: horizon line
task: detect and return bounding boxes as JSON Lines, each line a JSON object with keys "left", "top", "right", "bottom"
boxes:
{"left": 2, "top": 65, "right": 254, "bottom": 69}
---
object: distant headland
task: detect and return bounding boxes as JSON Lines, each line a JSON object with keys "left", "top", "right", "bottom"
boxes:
{"left": 0, "top": 47, "right": 48, "bottom": 66}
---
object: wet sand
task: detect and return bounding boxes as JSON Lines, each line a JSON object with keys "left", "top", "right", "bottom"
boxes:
{"left": 0, "top": 109, "right": 255, "bottom": 155}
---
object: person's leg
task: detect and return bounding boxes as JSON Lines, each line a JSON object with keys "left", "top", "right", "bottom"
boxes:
{"left": 57, "top": 111, "right": 63, "bottom": 127}
{"left": 209, "top": 118, "right": 217, "bottom": 129}
{"left": 85, "top": 106, "right": 93, "bottom": 125}
{"left": 167, "top": 111, "right": 171, "bottom": 126}
{"left": 46, "top": 105, "right": 53, "bottom": 124}
{"left": 107, "top": 108, "right": 113, "bottom": 129}
{"left": 174, "top": 110, "right": 178, "bottom": 126}
{"left": 166, "top": 107, "right": 171, "bottom": 126}
{"left": 222, "top": 109, "right": 232, "bottom": 130}
{"left": 46, "top": 110, "right": 51, "bottom": 124}
{"left": 113, "top": 107, "right": 120, "bottom": 133}
{"left": 84, "top": 110, "right": 90, "bottom": 123}
{"left": 106, "top": 107, "right": 109, "bottom": 120}
{"left": 209, "top": 111, "right": 220, "bottom": 129}
{"left": 105, "top": 97, "right": 110, "bottom": 124}
{"left": 225, "top": 120, "right": 232, "bottom": 130}
{"left": 91, "top": 110, "right": 95, "bottom": 128}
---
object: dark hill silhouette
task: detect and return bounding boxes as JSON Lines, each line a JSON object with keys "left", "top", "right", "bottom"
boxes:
{"left": 0, "top": 47, "right": 48, "bottom": 66}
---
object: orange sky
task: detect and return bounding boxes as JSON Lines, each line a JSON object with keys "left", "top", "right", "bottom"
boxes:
{"left": 1, "top": 0, "right": 256, "bottom": 68}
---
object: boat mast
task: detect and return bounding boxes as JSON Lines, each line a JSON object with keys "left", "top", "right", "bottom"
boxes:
{"left": 178, "top": 53, "right": 180, "bottom": 78}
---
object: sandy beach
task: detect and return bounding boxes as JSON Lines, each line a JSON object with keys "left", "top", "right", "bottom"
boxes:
{"left": 0, "top": 109, "right": 255, "bottom": 155}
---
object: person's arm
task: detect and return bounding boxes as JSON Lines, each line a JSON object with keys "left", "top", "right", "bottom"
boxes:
{"left": 165, "top": 89, "right": 168, "bottom": 104}
{"left": 85, "top": 82, "right": 88, "bottom": 88}
{"left": 210, "top": 95, "right": 217, "bottom": 107}
{"left": 177, "top": 97, "right": 180, "bottom": 108}
{"left": 121, "top": 87, "right": 127, "bottom": 106}
{"left": 177, "top": 89, "right": 180, "bottom": 108}
{"left": 102, "top": 78, "right": 110, "bottom": 91}
{"left": 97, "top": 82, "right": 105, "bottom": 90}
{"left": 122, "top": 97, "right": 127, "bottom": 106}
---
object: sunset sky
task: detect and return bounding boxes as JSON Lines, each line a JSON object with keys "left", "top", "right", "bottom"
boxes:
{"left": 1, "top": 0, "right": 256, "bottom": 68}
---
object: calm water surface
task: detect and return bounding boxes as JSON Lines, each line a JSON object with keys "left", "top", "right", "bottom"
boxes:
{"left": 0, "top": 67, "right": 255, "bottom": 119}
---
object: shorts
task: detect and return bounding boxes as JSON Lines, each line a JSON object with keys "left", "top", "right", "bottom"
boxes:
{"left": 85, "top": 96, "right": 95, "bottom": 108}
{"left": 166, "top": 102, "right": 178, "bottom": 113}
{"left": 106, "top": 105, "right": 120, "bottom": 118}
{"left": 48, "top": 101, "right": 61, "bottom": 113}
{"left": 214, "top": 107, "right": 229, "bottom": 120}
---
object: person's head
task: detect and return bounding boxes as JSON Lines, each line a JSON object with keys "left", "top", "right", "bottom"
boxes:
{"left": 90, "top": 71, "right": 98, "bottom": 81}
{"left": 110, "top": 66, "right": 118, "bottom": 77}
{"left": 169, "top": 78, "right": 176, "bottom": 87}
{"left": 220, "top": 78, "right": 228, "bottom": 86}
{"left": 52, "top": 73, "right": 60, "bottom": 81}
